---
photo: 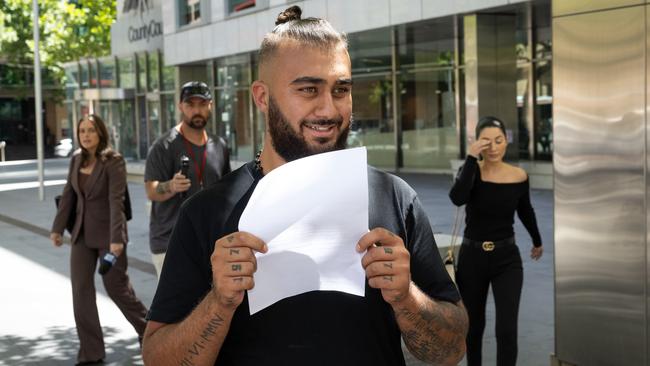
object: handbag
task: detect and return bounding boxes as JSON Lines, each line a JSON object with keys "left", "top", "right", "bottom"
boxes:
{"left": 444, "top": 206, "right": 464, "bottom": 283}
{"left": 54, "top": 193, "right": 76, "bottom": 234}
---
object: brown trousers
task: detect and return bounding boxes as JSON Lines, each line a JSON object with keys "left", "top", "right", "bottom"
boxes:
{"left": 70, "top": 239, "right": 147, "bottom": 363}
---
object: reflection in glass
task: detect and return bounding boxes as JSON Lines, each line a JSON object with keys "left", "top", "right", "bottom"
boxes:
{"left": 535, "top": 59, "right": 552, "bottom": 160}
{"left": 119, "top": 57, "right": 136, "bottom": 89}
{"left": 348, "top": 28, "right": 392, "bottom": 74}
{"left": 516, "top": 67, "right": 531, "bottom": 159}
{"left": 400, "top": 69, "right": 457, "bottom": 169}
{"left": 148, "top": 100, "right": 161, "bottom": 145}
{"left": 216, "top": 88, "right": 253, "bottom": 162}
{"left": 162, "top": 94, "right": 176, "bottom": 132}
{"left": 89, "top": 61, "right": 97, "bottom": 88}
{"left": 397, "top": 17, "right": 454, "bottom": 69}
{"left": 99, "top": 58, "right": 116, "bottom": 88}
{"left": 80, "top": 63, "right": 89, "bottom": 89}
{"left": 119, "top": 101, "right": 137, "bottom": 160}
{"left": 351, "top": 74, "right": 394, "bottom": 168}
{"left": 149, "top": 52, "right": 160, "bottom": 92}
{"left": 162, "top": 64, "right": 175, "bottom": 91}
{"left": 137, "top": 53, "right": 147, "bottom": 93}
{"left": 65, "top": 65, "right": 79, "bottom": 99}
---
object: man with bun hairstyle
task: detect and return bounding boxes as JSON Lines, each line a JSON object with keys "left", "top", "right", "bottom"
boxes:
{"left": 142, "top": 6, "right": 467, "bottom": 366}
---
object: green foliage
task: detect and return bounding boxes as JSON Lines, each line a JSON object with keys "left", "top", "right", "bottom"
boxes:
{"left": 0, "top": 0, "right": 116, "bottom": 88}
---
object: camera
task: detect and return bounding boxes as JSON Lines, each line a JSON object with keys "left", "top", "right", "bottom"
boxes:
{"left": 98, "top": 252, "right": 117, "bottom": 275}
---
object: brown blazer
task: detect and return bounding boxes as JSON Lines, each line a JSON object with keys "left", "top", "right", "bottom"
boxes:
{"left": 52, "top": 151, "right": 128, "bottom": 248}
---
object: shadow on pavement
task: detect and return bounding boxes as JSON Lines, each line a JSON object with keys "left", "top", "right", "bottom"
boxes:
{"left": 0, "top": 326, "right": 143, "bottom": 365}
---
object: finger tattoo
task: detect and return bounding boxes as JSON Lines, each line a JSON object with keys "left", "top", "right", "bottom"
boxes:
{"left": 227, "top": 235, "right": 234, "bottom": 243}
{"left": 229, "top": 249, "right": 239, "bottom": 255}
{"left": 383, "top": 275, "right": 393, "bottom": 282}
{"left": 232, "top": 264, "right": 242, "bottom": 272}
{"left": 384, "top": 247, "right": 393, "bottom": 254}
{"left": 384, "top": 262, "right": 393, "bottom": 269}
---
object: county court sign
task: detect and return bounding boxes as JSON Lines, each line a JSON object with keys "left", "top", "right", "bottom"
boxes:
{"left": 111, "top": 0, "right": 163, "bottom": 56}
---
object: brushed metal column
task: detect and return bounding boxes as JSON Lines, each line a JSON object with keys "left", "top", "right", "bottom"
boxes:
{"left": 553, "top": 5, "right": 646, "bottom": 365}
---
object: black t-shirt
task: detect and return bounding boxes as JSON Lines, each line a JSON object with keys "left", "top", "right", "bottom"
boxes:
{"left": 148, "top": 161, "right": 459, "bottom": 366}
{"left": 448, "top": 155, "right": 542, "bottom": 246}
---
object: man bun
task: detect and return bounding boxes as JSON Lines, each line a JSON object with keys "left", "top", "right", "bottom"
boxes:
{"left": 276, "top": 5, "right": 302, "bottom": 25}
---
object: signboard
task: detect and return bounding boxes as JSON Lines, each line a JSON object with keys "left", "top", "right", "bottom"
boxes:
{"left": 111, "top": 2, "right": 163, "bottom": 56}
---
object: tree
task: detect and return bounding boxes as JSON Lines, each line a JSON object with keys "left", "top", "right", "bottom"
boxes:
{"left": 0, "top": 0, "right": 116, "bottom": 89}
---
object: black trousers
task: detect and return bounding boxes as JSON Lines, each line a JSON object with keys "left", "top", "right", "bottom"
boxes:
{"left": 456, "top": 242, "right": 523, "bottom": 366}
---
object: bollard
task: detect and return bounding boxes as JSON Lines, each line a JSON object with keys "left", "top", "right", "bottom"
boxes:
{"left": 0, "top": 141, "right": 5, "bottom": 162}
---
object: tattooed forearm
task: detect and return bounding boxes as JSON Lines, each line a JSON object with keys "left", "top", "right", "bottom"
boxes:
{"left": 395, "top": 292, "right": 468, "bottom": 365}
{"left": 179, "top": 315, "right": 225, "bottom": 366}
{"left": 156, "top": 181, "right": 172, "bottom": 195}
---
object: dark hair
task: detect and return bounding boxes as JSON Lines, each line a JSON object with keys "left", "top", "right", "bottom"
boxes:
{"left": 475, "top": 116, "right": 507, "bottom": 139}
{"left": 77, "top": 114, "right": 116, "bottom": 166}
{"left": 258, "top": 5, "right": 347, "bottom": 67}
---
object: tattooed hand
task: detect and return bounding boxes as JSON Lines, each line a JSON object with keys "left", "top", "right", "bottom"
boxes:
{"left": 210, "top": 232, "right": 268, "bottom": 309}
{"left": 357, "top": 228, "right": 411, "bottom": 305}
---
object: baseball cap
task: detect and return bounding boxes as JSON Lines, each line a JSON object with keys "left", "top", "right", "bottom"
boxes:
{"left": 180, "top": 81, "right": 212, "bottom": 102}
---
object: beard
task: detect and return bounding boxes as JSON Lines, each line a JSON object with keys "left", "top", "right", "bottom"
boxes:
{"left": 182, "top": 113, "right": 209, "bottom": 130}
{"left": 267, "top": 96, "right": 349, "bottom": 162}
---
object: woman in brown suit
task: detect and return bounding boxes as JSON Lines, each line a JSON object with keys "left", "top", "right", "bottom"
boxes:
{"left": 50, "top": 114, "right": 147, "bottom": 365}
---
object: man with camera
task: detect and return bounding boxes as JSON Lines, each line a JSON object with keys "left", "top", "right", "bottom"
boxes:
{"left": 144, "top": 81, "right": 231, "bottom": 278}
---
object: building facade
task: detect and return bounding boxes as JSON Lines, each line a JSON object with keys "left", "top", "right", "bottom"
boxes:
{"left": 62, "top": 0, "right": 552, "bottom": 182}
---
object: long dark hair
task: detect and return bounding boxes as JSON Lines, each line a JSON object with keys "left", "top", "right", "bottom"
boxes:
{"left": 475, "top": 116, "right": 507, "bottom": 139}
{"left": 77, "top": 114, "right": 116, "bottom": 166}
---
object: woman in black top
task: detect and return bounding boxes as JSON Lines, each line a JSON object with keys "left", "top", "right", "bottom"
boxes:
{"left": 449, "top": 116, "right": 543, "bottom": 366}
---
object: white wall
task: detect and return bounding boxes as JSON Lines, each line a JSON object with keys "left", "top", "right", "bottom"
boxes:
{"left": 163, "top": 0, "right": 529, "bottom": 66}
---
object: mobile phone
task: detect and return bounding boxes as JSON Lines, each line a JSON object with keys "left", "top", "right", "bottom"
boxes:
{"left": 180, "top": 155, "right": 190, "bottom": 177}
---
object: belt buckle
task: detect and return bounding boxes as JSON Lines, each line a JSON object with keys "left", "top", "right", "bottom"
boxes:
{"left": 482, "top": 241, "right": 495, "bottom": 252}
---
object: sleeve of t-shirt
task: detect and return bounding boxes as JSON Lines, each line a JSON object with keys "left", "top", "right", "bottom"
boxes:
{"left": 146, "top": 206, "right": 212, "bottom": 323}
{"left": 144, "top": 141, "right": 173, "bottom": 183}
{"left": 406, "top": 196, "right": 461, "bottom": 304}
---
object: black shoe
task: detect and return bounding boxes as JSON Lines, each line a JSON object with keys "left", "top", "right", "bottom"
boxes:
{"left": 75, "top": 360, "right": 104, "bottom": 366}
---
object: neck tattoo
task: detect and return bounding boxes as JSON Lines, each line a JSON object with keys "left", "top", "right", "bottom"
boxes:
{"left": 255, "top": 150, "right": 263, "bottom": 175}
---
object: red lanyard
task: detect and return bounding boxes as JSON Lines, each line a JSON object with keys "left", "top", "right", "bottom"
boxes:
{"left": 179, "top": 125, "right": 208, "bottom": 188}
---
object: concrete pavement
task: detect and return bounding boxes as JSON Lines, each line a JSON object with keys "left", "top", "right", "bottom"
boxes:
{"left": 0, "top": 158, "right": 554, "bottom": 365}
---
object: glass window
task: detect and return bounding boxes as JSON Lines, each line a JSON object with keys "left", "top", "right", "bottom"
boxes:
{"left": 397, "top": 17, "right": 455, "bottom": 69}
{"left": 137, "top": 53, "right": 147, "bottom": 93}
{"left": 348, "top": 28, "right": 392, "bottom": 74}
{"left": 119, "top": 100, "right": 137, "bottom": 160}
{"left": 179, "top": 0, "right": 201, "bottom": 26}
{"left": 162, "top": 64, "right": 175, "bottom": 91}
{"left": 64, "top": 65, "right": 79, "bottom": 100}
{"left": 534, "top": 1, "right": 552, "bottom": 60}
{"left": 80, "top": 63, "right": 89, "bottom": 88}
{"left": 88, "top": 61, "right": 97, "bottom": 88}
{"left": 351, "top": 74, "right": 395, "bottom": 168}
{"left": 148, "top": 99, "right": 162, "bottom": 145}
{"left": 516, "top": 66, "right": 531, "bottom": 159}
{"left": 119, "top": 57, "right": 136, "bottom": 89}
{"left": 228, "top": 0, "right": 256, "bottom": 13}
{"left": 400, "top": 68, "right": 457, "bottom": 169}
{"left": 162, "top": 94, "right": 176, "bottom": 131}
{"left": 535, "top": 59, "right": 552, "bottom": 160}
{"left": 216, "top": 54, "right": 250, "bottom": 88}
{"left": 149, "top": 52, "right": 160, "bottom": 92}
{"left": 216, "top": 88, "right": 253, "bottom": 161}
{"left": 99, "top": 58, "right": 116, "bottom": 88}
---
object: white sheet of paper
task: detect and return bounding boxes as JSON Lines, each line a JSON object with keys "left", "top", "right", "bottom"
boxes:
{"left": 239, "top": 147, "right": 368, "bottom": 315}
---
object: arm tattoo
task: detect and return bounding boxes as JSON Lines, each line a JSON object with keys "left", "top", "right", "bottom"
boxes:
{"left": 179, "top": 314, "right": 225, "bottom": 365}
{"left": 156, "top": 181, "right": 172, "bottom": 195}
{"left": 396, "top": 300, "right": 467, "bottom": 364}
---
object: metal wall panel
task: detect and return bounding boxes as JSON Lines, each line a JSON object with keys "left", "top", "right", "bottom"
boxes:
{"left": 553, "top": 0, "right": 644, "bottom": 17}
{"left": 554, "top": 6, "right": 646, "bottom": 365}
